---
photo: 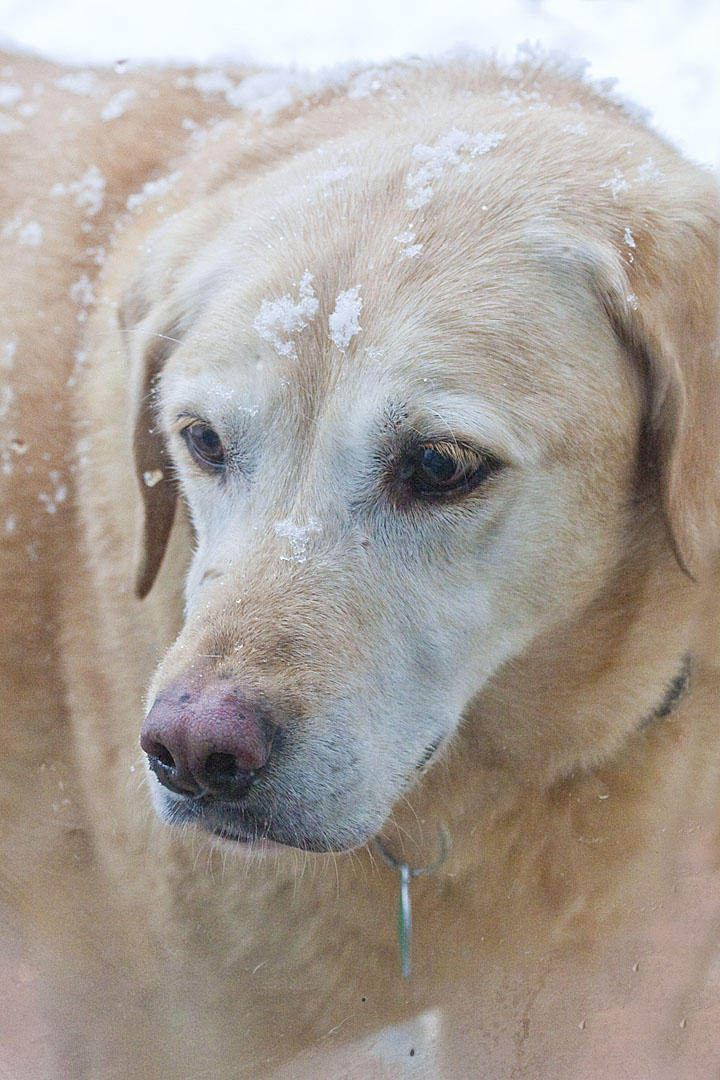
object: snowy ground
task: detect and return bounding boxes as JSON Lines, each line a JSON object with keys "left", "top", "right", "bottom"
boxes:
{"left": 1, "top": 0, "right": 719, "bottom": 169}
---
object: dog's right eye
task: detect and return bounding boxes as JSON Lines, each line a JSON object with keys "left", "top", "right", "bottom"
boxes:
{"left": 181, "top": 421, "right": 226, "bottom": 472}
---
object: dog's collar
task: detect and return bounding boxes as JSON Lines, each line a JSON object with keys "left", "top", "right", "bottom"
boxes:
{"left": 639, "top": 652, "right": 692, "bottom": 729}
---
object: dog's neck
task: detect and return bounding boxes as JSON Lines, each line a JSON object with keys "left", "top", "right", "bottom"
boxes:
{"left": 376, "top": 649, "right": 693, "bottom": 874}
{"left": 370, "top": 551, "right": 712, "bottom": 950}
{"left": 465, "top": 545, "right": 702, "bottom": 782}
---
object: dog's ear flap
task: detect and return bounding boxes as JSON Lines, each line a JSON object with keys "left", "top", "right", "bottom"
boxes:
{"left": 592, "top": 186, "right": 720, "bottom": 580}
{"left": 120, "top": 285, "right": 179, "bottom": 599}
{"left": 132, "top": 337, "right": 178, "bottom": 600}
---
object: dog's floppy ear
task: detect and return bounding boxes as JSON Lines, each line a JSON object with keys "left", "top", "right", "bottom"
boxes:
{"left": 120, "top": 284, "right": 179, "bottom": 599}
{"left": 592, "top": 180, "right": 720, "bottom": 580}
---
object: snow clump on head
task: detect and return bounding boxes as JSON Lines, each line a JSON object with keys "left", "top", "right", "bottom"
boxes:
{"left": 274, "top": 519, "right": 322, "bottom": 563}
{"left": 328, "top": 287, "right": 362, "bottom": 352}
{"left": 315, "top": 164, "right": 353, "bottom": 195}
{"left": 602, "top": 158, "right": 664, "bottom": 201}
{"left": 393, "top": 229, "right": 423, "bottom": 259}
{"left": 601, "top": 169, "right": 631, "bottom": 199}
{"left": 406, "top": 128, "right": 506, "bottom": 211}
{"left": 254, "top": 272, "right": 319, "bottom": 358}
{"left": 635, "top": 157, "right": 664, "bottom": 185}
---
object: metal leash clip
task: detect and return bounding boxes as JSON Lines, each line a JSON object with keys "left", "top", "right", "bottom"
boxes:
{"left": 372, "top": 828, "right": 450, "bottom": 978}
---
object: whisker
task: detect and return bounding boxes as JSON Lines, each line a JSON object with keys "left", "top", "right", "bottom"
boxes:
{"left": 117, "top": 326, "right": 185, "bottom": 347}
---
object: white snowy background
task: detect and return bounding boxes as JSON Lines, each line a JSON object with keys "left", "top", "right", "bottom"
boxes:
{"left": 1, "top": 0, "right": 719, "bottom": 169}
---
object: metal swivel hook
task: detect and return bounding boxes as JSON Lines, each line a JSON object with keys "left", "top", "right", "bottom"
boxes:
{"left": 372, "top": 827, "right": 450, "bottom": 978}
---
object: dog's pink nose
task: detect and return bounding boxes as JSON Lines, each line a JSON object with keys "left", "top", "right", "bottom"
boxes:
{"left": 140, "top": 680, "right": 274, "bottom": 800}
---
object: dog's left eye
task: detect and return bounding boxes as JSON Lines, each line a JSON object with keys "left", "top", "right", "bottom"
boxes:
{"left": 181, "top": 421, "right": 226, "bottom": 471}
{"left": 404, "top": 441, "right": 499, "bottom": 498}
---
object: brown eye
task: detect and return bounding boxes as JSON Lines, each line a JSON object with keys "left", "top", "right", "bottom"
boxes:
{"left": 182, "top": 421, "right": 226, "bottom": 471}
{"left": 407, "top": 441, "right": 498, "bottom": 497}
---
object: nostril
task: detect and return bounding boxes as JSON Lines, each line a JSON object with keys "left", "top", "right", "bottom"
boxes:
{"left": 201, "top": 752, "right": 257, "bottom": 799}
{"left": 142, "top": 739, "right": 203, "bottom": 798}
{"left": 205, "top": 752, "right": 243, "bottom": 781}
{"left": 147, "top": 741, "right": 175, "bottom": 770}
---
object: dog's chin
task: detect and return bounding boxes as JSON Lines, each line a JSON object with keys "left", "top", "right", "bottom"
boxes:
{"left": 208, "top": 830, "right": 295, "bottom": 857}
{"left": 209, "top": 825, "right": 355, "bottom": 854}
{"left": 153, "top": 787, "right": 372, "bottom": 854}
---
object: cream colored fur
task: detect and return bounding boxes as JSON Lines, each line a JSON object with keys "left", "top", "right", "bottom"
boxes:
{"left": 1, "top": 50, "right": 719, "bottom": 1079}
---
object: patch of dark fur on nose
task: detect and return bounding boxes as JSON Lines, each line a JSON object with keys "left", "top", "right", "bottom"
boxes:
{"left": 208, "top": 626, "right": 309, "bottom": 671}
{"left": 243, "top": 632, "right": 311, "bottom": 669}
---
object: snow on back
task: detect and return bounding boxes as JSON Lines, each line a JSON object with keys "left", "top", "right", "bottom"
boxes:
{"left": 2, "top": 216, "right": 43, "bottom": 246}
{"left": 126, "top": 171, "right": 181, "bottom": 213}
{"left": 38, "top": 479, "right": 68, "bottom": 516}
{"left": 406, "top": 129, "right": 506, "bottom": 210}
{"left": 193, "top": 70, "right": 234, "bottom": 96}
{"left": 224, "top": 60, "right": 408, "bottom": 123}
{"left": 0, "top": 84, "right": 23, "bottom": 108}
{"left": 2, "top": 341, "right": 17, "bottom": 371}
{"left": 0, "top": 385, "right": 15, "bottom": 422}
{"left": 55, "top": 71, "right": 98, "bottom": 96}
{"left": 70, "top": 275, "right": 95, "bottom": 306}
{"left": 329, "top": 286, "right": 362, "bottom": 352}
{"left": 347, "top": 68, "right": 386, "bottom": 99}
{"left": 18, "top": 221, "right": 43, "bottom": 246}
{"left": 70, "top": 275, "right": 95, "bottom": 321}
{"left": 52, "top": 164, "right": 106, "bottom": 217}
{"left": 254, "top": 271, "right": 318, "bottom": 358}
{"left": 101, "top": 87, "right": 136, "bottom": 121}
{"left": 226, "top": 69, "right": 341, "bottom": 122}
{"left": 75, "top": 165, "right": 106, "bottom": 215}
{"left": 0, "top": 115, "right": 22, "bottom": 134}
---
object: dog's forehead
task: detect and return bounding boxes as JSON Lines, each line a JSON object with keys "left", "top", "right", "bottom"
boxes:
{"left": 158, "top": 108, "right": 645, "bottom": 456}
{"left": 163, "top": 223, "right": 629, "bottom": 460}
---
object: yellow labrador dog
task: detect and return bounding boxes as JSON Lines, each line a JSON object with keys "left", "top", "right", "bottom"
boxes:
{"left": 2, "top": 48, "right": 719, "bottom": 1079}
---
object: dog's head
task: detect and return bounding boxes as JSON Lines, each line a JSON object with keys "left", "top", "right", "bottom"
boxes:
{"left": 124, "top": 75, "right": 719, "bottom": 851}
